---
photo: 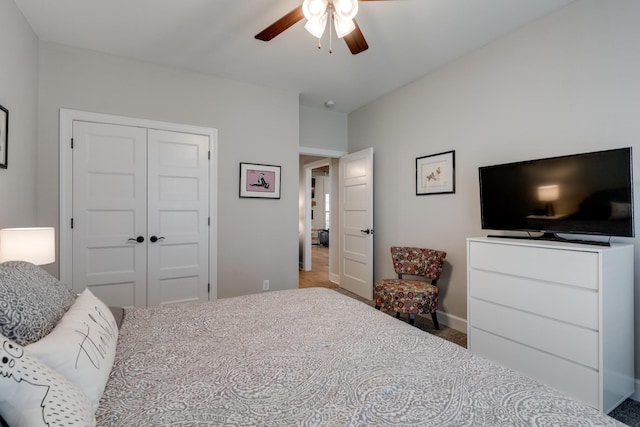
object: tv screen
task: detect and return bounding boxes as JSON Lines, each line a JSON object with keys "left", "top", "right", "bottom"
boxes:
{"left": 479, "top": 148, "right": 634, "bottom": 239}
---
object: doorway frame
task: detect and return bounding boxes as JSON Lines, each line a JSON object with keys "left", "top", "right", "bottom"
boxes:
{"left": 300, "top": 147, "right": 346, "bottom": 284}
{"left": 304, "top": 158, "right": 330, "bottom": 272}
{"left": 59, "top": 109, "right": 219, "bottom": 298}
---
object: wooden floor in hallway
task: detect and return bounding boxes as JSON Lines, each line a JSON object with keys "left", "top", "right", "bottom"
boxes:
{"left": 299, "top": 245, "right": 338, "bottom": 289}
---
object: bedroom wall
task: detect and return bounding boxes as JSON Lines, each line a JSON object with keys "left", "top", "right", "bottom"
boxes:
{"left": 299, "top": 105, "right": 348, "bottom": 153}
{"left": 348, "top": 0, "right": 640, "bottom": 385}
{"left": 36, "top": 42, "right": 300, "bottom": 299}
{"left": 0, "top": 0, "right": 39, "bottom": 228}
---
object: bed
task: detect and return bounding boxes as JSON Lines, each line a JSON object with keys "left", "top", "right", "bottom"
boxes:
{"left": 0, "top": 261, "right": 626, "bottom": 426}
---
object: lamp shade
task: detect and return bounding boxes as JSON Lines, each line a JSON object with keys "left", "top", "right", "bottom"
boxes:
{"left": 304, "top": 13, "right": 328, "bottom": 38}
{"left": 333, "top": 0, "right": 358, "bottom": 21}
{"left": 0, "top": 227, "right": 56, "bottom": 265}
{"left": 334, "top": 16, "right": 355, "bottom": 38}
{"left": 302, "top": 0, "right": 328, "bottom": 21}
{"left": 537, "top": 185, "right": 560, "bottom": 202}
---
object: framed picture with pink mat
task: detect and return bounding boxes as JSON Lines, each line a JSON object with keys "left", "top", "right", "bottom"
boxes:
{"left": 239, "top": 162, "right": 281, "bottom": 199}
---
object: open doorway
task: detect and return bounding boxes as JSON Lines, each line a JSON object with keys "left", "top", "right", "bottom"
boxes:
{"left": 298, "top": 148, "right": 374, "bottom": 297}
{"left": 299, "top": 155, "right": 338, "bottom": 288}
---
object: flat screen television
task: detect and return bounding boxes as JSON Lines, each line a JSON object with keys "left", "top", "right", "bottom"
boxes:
{"left": 479, "top": 148, "right": 634, "bottom": 243}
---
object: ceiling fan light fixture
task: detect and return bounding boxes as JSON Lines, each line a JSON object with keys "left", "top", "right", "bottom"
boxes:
{"left": 333, "top": 15, "right": 355, "bottom": 38}
{"left": 255, "top": 0, "right": 371, "bottom": 55}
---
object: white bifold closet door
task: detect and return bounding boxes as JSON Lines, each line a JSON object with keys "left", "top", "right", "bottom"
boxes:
{"left": 72, "top": 121, "right": 210, "bottom": 307}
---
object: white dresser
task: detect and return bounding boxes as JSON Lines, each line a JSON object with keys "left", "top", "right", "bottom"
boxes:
{"left": 467, "top": 237, "right": 634, "bottom": 413}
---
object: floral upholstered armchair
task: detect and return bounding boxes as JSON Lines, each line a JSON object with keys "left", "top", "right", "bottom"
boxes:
{"left": 373, "top": 246, "right": 447, "bottom": 329}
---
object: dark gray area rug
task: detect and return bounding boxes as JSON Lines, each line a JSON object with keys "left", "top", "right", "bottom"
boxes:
{"left": 609, "top": 398, "right": 640, "bottom": 426}
{"left": 331, "top": 286, "right": 638, "bottom": 425}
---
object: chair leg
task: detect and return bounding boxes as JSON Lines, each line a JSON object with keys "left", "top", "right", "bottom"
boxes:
{"left": 409, "top": 313, "right": 415, "bottom": 326}
{"left": 431, "top": 312, "right": 440, "bottom": 330}
{"left": 375, "top": 305, "right": 380, "bottom": 310}
{"left": 396, "top": 312, "right": 401, "bottom": 319}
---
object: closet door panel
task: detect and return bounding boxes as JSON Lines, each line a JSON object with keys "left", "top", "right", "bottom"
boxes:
{"left": 72, "top": 121, "right": 148, "bottom": 307}
{"left": 147, "top": 129, "right": 210, "bottom": 305}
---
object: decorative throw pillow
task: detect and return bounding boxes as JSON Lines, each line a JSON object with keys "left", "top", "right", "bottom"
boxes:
{"left": 27, "top": 289, "right": 118, "bottom": 412}
{"left": 0, "top": 261, "right": 77, "bottom": 345}
{"left": 0, "top": 334, "right": 95, "bottom": 427}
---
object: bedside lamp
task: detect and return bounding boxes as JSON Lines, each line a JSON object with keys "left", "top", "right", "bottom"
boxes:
{"left": 0, "top": 227, "right": 55, "bottom": 265}
{"left": 537, "top": 185, "right": 559, "bottom": 217}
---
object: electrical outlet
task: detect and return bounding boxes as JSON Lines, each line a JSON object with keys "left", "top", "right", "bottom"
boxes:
{"left": 262, "top": 279, "right": 269, "bottom": 291}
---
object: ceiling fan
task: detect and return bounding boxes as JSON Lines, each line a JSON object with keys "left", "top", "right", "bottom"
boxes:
{"left": 255, "top": 0, "right": 389, "bottom": 55}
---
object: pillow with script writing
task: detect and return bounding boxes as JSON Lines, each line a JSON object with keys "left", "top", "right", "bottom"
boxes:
{"left": 27, "top": 289, "right": 118, "bottom": 412}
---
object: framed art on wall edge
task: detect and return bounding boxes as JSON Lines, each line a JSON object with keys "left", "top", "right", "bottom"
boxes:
{"left": 416, "top": 150, "right": 455, "bottom": 195}
{"left": 240, "top": 162, "right": 281, "bottom": 199}
{"left": 0, "top": 104, "right": 7, "bottom": 169}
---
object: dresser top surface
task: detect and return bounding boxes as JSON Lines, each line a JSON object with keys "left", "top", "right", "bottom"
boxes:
{"left": 467, "top": 236, "right": 633, "bottom": 253}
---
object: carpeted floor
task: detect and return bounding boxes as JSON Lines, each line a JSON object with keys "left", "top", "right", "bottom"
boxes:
{"left": 609, "top": 398, "right": 640, "bottom": 426}
{"left": 331, "top": 287, "right": 467, "bottom": 348}
{"left": 331, "top": 286, "right": 639, "bottom": 425}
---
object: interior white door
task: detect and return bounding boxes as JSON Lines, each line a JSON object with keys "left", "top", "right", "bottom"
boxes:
{"left": 147, "top": 129, "right": 210, "bottom": 305}
{"left": 72, "top": 121, "right": 148, "bottom": 307}
{"left": 339, "top": 148, "right": 374, "bottom": 299}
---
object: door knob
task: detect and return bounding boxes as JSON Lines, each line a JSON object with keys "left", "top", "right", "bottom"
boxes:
{"left": 128, "top": 236, "right": 145, "bottom": 243}
{"left": 150, "top": 236, "right": 165, "bottom": 243}
{"left": 360, "top": 229, "right": 373, "bottom": 235}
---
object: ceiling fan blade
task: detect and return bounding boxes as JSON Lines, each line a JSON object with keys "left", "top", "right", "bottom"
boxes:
{"left": 343, "top": 19, "right": 368, "bottom": 55}
{"left": 255, "top": 6, "right": 305, "bottom": 41}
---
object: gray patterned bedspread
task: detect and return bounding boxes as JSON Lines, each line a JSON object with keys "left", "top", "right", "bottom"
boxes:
{"left": 96, "top": 288, "right": 623, "bottom": 426}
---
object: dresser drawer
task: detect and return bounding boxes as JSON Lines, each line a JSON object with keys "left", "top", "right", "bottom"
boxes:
{"left": 470, "top": 328, "right": 599, "bottom": 409}
{"left": 469, "top": 269, "right": 598, "bottom": 329}
{"left": 469, "top": 241, "right": 598, "bottom": 290}
{"left": 469, "top": 299, "right": 598, "bottom": 368}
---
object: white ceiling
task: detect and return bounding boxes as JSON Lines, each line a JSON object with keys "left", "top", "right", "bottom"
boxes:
{"left": 14, "top": 0, "right": 574, "bottom": 113}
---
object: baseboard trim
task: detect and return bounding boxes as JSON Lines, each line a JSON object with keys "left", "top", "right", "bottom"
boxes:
{"left": 329, "top": 273, "right": 340, "bottom": 284}
{"left": 437, "top": 310, "right": 467, "bottom": 333}
{"left": 631, "top": 379, "right": 640, "bottom": 402}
